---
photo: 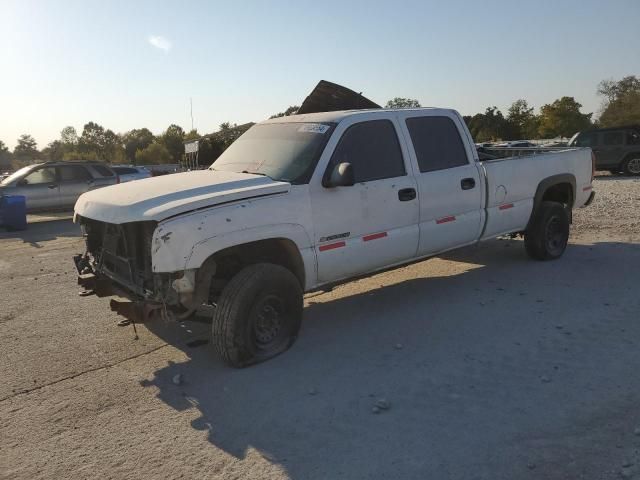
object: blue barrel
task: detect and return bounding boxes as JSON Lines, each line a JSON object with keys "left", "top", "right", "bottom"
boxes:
{"left": 0, "top": 195, "right": 27, "bottom": 231}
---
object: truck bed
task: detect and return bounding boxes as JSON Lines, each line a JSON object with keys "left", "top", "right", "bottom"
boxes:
{"left": 479, "top": 147, "right": 594, "bottom": 240}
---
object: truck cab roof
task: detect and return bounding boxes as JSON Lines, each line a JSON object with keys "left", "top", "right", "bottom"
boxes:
{"left": 262, "top": 107, "right": 460, "bottom": 126}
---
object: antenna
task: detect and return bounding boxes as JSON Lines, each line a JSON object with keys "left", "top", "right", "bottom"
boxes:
{"left": 190, "top": 97, "right": 194, "bottom": 131}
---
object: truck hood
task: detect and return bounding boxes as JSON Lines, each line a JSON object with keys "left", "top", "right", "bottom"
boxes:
{"left": 74, "top": 170, "right": 291, "bottom": 224}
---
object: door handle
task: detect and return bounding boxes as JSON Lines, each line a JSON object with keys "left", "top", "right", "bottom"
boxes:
{"left": 47, "top": 184, "right": 57, "bottom": 189}
{"left": 461, "top": 178, "right": 476, "bottom": 190}
{"left": 398, "top": 188, "right": 416, "bottom": 201}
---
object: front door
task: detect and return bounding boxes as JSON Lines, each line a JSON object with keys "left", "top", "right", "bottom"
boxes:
{"left": 12, "top": 166, "right": 60, "bottom": 211}
{"left": 401, "top": 114, "right": 483, "bottom": 255}
{"left": 311, "top": 119, "right": 419, "bottom": 284}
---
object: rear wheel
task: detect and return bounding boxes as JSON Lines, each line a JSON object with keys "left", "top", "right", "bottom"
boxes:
{"left": 622, "top": 156, "right": 640, "bottom": 176}
{"left": 211, "top": 263, "right": 303, "bottom": 367}
{"left": 524, "top": 201, "right": 570, "bottom": 261}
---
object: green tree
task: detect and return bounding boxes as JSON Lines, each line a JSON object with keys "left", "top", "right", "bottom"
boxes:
{"left": 60, "top": 126, "right": 78, "bottom": 146}
{"left": 0, "top": 140, "right": 12, "bottom": 170}
{"left": 135, "top": 142, "right": 172, "bottom": 165}
{"left": 121, "top": 128, "right": 155, "bottom": 163}
{"left": 538, "top": 97, "right": 592, "bottom": 138}
{"left": 597, "top": 76, "right": 640, "bottom": 127}
{"left": 77, "top": 122, "right": 122, "bottom": 162}
{"left": 13, "top": 134, "right": 39, "bottom": 160}
{"left": 385, "top": 97, "right": 421, "bottom": 109}
{"left": 159, "top": 124, "right": 185, "bottom": 163}
{"left": 507, "top": 99, "right": 539, "bottom": 139}
{"left": 42, "top": 140, "right": 65, "bottom": 161}
{"left": 270, "top": 105, "right": 300, "bottom": 119}
{"left": 467, "top": 107, "right": 512, "bottom": 142}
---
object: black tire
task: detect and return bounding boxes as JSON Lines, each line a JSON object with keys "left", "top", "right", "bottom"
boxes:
{"left": 212, "top": 263, "right": 303, "bottom": 367}
{"left": 524, "top": 201, "right": 570, "bottom": 261}
{"left": 622, "top": 156, "right": 640, "bottom": 176}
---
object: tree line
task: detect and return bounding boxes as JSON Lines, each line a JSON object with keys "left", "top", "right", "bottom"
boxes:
{"left": 1, "top": 75, "right": 638, "bottom": 171}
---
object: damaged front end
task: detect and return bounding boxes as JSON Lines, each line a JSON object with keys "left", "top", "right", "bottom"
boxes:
{"left": 74, "top": 216, "right": 194, "bottom": 323}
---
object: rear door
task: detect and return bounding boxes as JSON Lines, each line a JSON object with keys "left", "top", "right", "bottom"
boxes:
{"left": 57, "top": 165, "right": 93, "bottom": 207}
{"left": 310, "top": 118, "right": 419, "bottom": 284}
{"left": 597, "top": 130, "right": 625, "bottom": 168}
{"left": 401, "top": 113, "right": 484, "bottom": 256}
{"left": 11, "top": 166, "right": 60, "bottom": 210}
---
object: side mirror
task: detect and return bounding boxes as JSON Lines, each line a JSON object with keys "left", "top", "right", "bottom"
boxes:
{"left": 324, "top": 162, "right": 355, "bottom": 188}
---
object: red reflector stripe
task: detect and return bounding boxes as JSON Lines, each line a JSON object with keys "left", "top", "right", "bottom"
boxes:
{"left": 363, "top": 232, "right": 388, "bottom": 242}
{"left": 583, "top": 186, "right": 592, "bottom": 191}
{"left": 499, "top": 203, "right": 514, "bottom": 210}
{"left": 436, "top": 216, "right": 456, "bottom": 224}
{"left": 319, "top": 241, "right": 346, "bottom": 252}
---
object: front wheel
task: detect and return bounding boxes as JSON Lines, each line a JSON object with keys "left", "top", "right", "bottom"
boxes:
{"left": 524, "top": 201, "right": 570, "bottom": 261}
{"left": 211, "top": 263, "right": 303, "bottom": 367}
{"left": 622, "top": 157, "right": 640, "bottom": 176}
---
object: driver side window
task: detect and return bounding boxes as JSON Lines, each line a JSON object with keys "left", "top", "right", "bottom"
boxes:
{"left": 22, "top": 167, "right": 57, "bottom": 185}
{"left": 328, "top": 120, "right": 405, "bottom": 183}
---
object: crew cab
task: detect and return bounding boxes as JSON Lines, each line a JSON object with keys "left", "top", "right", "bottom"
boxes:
{"left": 73, "top": 108, "right": 595, "bottom": 367}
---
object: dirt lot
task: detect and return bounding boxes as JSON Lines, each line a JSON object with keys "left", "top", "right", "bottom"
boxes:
{"left": 1, "top": 176, "right": 639, "bottom": 480}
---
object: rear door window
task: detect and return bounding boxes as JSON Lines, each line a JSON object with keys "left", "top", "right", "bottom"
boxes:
{"left": 58, "top": 165, "right": 92, "bottom": 181}
{"left": 92, "top": 165, "right": 114, "bottom": 177}
{"left": 406, "top": 116, "right": 469, "bottom": 172}
{"left": 603, "top": 131, "right": 624, "bottom": 146}
{"left": 329, "top": 120, "right": 406, "bottom": 182}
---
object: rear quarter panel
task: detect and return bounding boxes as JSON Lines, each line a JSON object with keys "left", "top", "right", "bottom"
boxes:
{"left": 481, "top": 148, "right": 593, "bottom": 239}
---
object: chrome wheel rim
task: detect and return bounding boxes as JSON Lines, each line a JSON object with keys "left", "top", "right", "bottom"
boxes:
{"left": 628, "top": 158, "right": 640, "bottom": 175}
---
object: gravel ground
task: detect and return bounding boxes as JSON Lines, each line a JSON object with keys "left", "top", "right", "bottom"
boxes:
{"left": 1, "top": 176, "right": 639, "bottom": 480}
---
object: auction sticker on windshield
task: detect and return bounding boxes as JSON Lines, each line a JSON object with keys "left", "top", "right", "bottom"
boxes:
{"left": 298, "top": 124, "right": 330, "bottom": 134}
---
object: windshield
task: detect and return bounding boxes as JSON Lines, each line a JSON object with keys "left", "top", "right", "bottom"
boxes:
{"left": 211, "top": 122, "right": 335, "bottom": 184}
{"left": 0, "top": 166, "right": 34, "bottom": 186}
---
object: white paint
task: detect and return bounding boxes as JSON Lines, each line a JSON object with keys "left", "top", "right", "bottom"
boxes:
{"left": 74, "top": 108, "right": 594, "bottom": 293}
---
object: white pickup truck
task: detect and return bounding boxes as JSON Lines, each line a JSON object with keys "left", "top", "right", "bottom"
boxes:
{"left": 74, "top": 107, "right": 595, "bottom": 367}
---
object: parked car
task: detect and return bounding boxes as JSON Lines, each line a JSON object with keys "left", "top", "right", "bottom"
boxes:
{"left": 73, "top": 107, "right": 595, "bottom": 367}
{"left": 496, "top": 141, "right": 537, "bottom": 148}
{"left": 568, "top": 126, "right": 640, "bottom": 175}
{"left": 0, "top": 161, "right": 118, "bottom": 212}
{"left": 111, "top": 166, "right": 152, "bottom": 183}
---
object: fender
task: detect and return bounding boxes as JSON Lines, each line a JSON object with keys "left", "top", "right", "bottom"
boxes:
{"left": 526, "top": 173, "right": 576, "bottom": 229}
{"left": 188, "top": 223, "right": 316, "bottom": 290}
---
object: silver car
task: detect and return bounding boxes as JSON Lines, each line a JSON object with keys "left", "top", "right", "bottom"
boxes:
{"left": 110, "top": 165, "right": 152, "bottom": 183}
{"left": 0, "top": 161, "right": 118, "bottom": 212}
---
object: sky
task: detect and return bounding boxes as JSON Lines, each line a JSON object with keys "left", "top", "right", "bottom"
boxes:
{"left": 1, "top": 0, "right": 639, "bottom": 149}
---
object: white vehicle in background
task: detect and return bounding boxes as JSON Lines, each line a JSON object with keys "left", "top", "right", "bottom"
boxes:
{"left": 110, "top": 166, "right": 152, "bottom": 183}
{"left": 74, "top": 106, "right": 595, "bottom": 368}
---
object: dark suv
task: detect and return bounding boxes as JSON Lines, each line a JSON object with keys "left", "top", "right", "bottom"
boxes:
{"left": 568, "top": 126, "right": 640, "bottom": 176}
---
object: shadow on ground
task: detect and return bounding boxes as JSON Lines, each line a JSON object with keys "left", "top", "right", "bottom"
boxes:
{"left": 141, "top": 239, "right": 640, "bottom": 479}
{"left": 0, "top": 218, "right": 80, "bottom": 247}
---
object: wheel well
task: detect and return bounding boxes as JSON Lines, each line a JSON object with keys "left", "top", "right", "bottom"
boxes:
{"left": 622, "top": 152, "right": 640, "bottom": 163}
{"left": 526, "top": 176, "right": 576, "bottom": 231}
{"left": 202, "top": 238, "right": 305, "bottom": 301}
{"left": 541, "top": 182, "right": 573, "bottom": 207}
